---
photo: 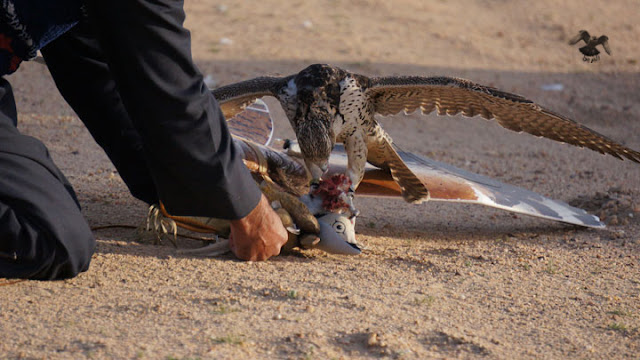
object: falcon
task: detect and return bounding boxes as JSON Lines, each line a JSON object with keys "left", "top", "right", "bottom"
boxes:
{"left": 212, "top": 64, "right": 640, "bottom": 206}
{"left": 569, "top": 30, "right": 612, "bottom": 62}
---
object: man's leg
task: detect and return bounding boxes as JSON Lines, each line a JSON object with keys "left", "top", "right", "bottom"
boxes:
{"left": 41, "top": 21, "right": 159, "bottom": 205}
{"left": 0, "top": 78, "right": 95, "bottom": 280}
{"left": 84, "top": 0, "right": 262, "bottom": 219}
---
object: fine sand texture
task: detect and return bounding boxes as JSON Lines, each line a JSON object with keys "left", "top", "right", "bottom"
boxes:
{"left": 2, "top": 1, "right": 639, "bottom": 359}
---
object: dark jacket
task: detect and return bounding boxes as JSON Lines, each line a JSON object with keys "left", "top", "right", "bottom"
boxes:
{"left": 0, "top": 0, "right": 83, "bottom": 75}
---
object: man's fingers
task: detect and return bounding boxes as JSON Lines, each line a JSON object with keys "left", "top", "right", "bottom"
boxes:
{"left": 227, "top": 194, "right": 288, "bottom": 261}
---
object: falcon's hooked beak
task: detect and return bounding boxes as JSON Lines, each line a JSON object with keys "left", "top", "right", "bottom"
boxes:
{"left": 306, "top": 160, "right": 329, "bottom": 183}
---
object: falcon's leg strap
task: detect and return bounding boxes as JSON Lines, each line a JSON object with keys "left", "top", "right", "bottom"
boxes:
{"left": 159, "top": 202, "right": 222, "bottom": 233}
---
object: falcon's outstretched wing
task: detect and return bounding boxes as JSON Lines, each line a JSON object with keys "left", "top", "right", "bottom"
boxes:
{"left": 366, "top": 76, "right": 640, "bottom": 162}
{"left": 211, "top": 76, "right": 293, "bottom": 119}
{"left": 597, "top": 35, "right": 612, "bottom": 55}
{"left": 568, "top": 30, "right": 590, "bottom": 45}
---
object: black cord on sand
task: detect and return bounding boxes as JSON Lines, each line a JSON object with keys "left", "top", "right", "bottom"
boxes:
{"left": 0, "top": 225, "right": 213, "bottom": 287}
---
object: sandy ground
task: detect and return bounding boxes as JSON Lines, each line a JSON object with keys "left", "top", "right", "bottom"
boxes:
{"left": 2, "top": 1, "right": 640, "bottom": 359}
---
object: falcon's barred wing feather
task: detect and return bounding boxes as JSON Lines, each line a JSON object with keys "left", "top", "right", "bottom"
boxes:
{"left": 366, "top": 76, "right": 640, "bottom": 162}
{"left": 598, "top": 36, "right": 612, "bottom": 55}
{"left": 211, "top": 76, "right": 292, "bottom": 119}
{"left": 568, "top": 30, "right": 590, "bottom": 45}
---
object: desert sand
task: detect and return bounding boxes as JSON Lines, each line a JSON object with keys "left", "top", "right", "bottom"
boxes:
{"left": 1, "top": 1, "right": 639, "bottom": 359}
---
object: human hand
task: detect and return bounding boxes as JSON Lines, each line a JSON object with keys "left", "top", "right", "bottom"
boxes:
{"left": 228, "top": 194, "right": 288, "bottom": 261}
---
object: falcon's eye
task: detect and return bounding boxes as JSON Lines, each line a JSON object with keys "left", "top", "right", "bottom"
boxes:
{"left": 332, "top": 221, "right": 346, "bottom": 234}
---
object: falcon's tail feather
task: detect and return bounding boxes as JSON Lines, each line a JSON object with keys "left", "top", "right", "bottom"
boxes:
{"left": 380, "top": 140, "right": 430, "bottom": 204}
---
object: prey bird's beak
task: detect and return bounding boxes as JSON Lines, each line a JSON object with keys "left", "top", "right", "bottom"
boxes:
{"left": 314, "top": 220, "right": 361, "bottom": 255}
{"left": 312, "top": 212, "right": 361, "bottom": 255}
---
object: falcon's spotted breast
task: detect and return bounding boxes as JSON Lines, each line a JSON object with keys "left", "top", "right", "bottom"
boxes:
{"left": 212, "top": 64, "right": 640, "bottom": 204}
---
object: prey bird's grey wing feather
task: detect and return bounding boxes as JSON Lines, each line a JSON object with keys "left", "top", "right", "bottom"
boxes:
{"left": 212, "top": 76, "right": 292, "bottom": 119}
{"left": 598, "top": 36, "right": 612, "bottom": 55}
{"left": 366, "top": 76, "right": 640, "bottom": 162}
{"left": 568, "top": 30, "right": 590, "bottom": 45}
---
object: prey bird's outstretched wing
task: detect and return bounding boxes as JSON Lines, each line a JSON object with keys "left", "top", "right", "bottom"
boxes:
{"left": 597, "top": 35, "right": 612, "bottom": 55}
{"left": 326, "top": 145, "right": 605, "bottom": 229}
{"left": 211, "top": 76, "right": 293, "bottom": 119}
{"left": 366, "top": 76, "right": 640, "bottom": 162}
{"left": 568, "top": 30, "right": 590, "bottom": 45}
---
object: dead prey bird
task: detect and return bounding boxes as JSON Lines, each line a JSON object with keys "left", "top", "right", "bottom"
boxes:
{"left": 569, "top": 30, "right": 612, "bottom": 62}
{"left": 213, "top": 64, "right": 640, "bottom": 208}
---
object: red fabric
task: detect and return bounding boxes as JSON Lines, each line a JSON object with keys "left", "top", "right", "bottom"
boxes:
{"left": 0, "top": 33, "right": 22, "bottom": 73}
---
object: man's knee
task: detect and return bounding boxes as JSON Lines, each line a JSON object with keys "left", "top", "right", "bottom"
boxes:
{"left": 40, "top": 223, "right": 96, "bottom": 280}
{"left": 0, "top": 206, "right": 95, "bottom": 280}
{"left": 0, "top": 77, "right": 96, "bottom": 280}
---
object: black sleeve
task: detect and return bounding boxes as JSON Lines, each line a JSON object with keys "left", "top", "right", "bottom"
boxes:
{"left": 41, "top": 21, "right": 159, "bottom": 205}
{"left": 68, "top": 1, "right": 261, "bottom": 219}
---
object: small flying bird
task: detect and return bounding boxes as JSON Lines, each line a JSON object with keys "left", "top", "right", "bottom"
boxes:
{"left": 212, "top": 64, "right": 640, "bottom": 209}
{"left": 569, "top": 30, "right": 611, "bottom": 62}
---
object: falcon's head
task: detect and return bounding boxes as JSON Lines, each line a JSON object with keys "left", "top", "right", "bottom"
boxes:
{"left": 295, "top": 104, "right": 334, "bottom": 181}
{"left": 290, "top": 64, "right": 345, "bottom": 182}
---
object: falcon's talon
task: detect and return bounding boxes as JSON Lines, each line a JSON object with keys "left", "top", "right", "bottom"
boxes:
{"left": 144, "top": 203, "right": 178, "bottom": 246}
{"left": 340, "top": 188, "right": 359, "bottom": 218}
